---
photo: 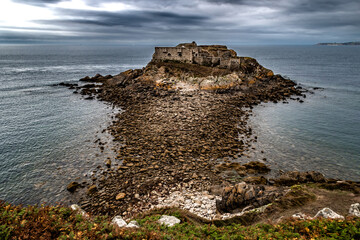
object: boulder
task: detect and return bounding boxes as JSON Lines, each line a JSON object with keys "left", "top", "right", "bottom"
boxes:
{"left": 67, "top": 181, "right": 79, "bottom": 193}
{"left": 112, "top": 216, "right": 127, "bottom": 228}
{"left": 158, "top": 215, "right": 180, "bottom": 227}
{"left": 79, "top": 76, "right": 90, "bottom": 81}
{"left": 127, "top": 220, "right": 140, "bottom": 228}
{"left": 116, "top": 192, "right": 126, "bottom": 200}
{"left": 314, "top": 208, "right": 344, "bottom": 219}
{"left": 87, "top": 185, "right": 97, "bottom": 195}
{"left": 70, "top": 204, "right": 88, "bottom": 217}
{"left": 216, "top": 182, "right": 279, "bottom": 213}
{"left": 105, "top": 159, "right": 111, "bottom": 168}
{"left": 349, "top": 203, "right": 360, "bottom": 217}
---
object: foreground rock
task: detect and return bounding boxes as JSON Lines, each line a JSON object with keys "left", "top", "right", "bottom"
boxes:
{"left": 112, "top": 216, "right": 128, "bottom": 228}
{"left": 158, "top": 215, "right": 181, "bottom": 227}
{"left": 349, "top": 203, "right": 360, "bottom": 217}
{"left": 314, "top": 208, "right": 344, "bottom": 219}
{"left": 216, "top": 182, "right": 282, "bottom": 213}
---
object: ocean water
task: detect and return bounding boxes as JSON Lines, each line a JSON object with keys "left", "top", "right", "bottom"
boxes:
{"left": 0, "top": 45, "right": 153, "bottom": 205}
{"left": 231, "top": 45, "right": 360, "bottom": 180}
{"left": 0, "top": 45, "right": 359, "bottom": 206}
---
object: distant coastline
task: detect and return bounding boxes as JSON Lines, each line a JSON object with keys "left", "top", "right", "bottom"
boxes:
{"left": 316, "top": 41, "right": 360, "bottom": 46}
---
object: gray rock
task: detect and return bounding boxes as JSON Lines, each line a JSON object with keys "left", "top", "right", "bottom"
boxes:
{"left": 158, "top": 215, "right": 181, "bottom": 227}
{"left": 314, "top": 208, "right": 344, "bottom": 219}
{"left": 349, "top": 203, "right": 360, "bottom": 217}
{"left": 70, "top": 204, "right": 88, "bottom": 217}
{"left": 127, "top": 220, "right": 140, "bottom": 228}
{"left": 112, "top": 216, "right": 128, "bottom": 228}
{"left": 292, "top": 212, "right": 312, "bottom": 220}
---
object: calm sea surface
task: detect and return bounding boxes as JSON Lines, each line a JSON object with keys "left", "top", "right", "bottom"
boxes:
{"left": 0, "top": 45, "right": 359, "bottom": 205}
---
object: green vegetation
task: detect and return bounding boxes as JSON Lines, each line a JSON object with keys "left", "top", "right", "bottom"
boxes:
{"left": 1, "top": 200, "right": 359, "bottom": 239}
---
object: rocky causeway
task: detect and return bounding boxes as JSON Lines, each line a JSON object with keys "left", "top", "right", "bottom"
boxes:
{"left": 62, "top": 43, "right": 360, "bottom": 223}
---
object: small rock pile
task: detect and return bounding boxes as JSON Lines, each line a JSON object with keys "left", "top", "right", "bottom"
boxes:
{"left": 152, "top": 190, "right": 221, "bottom": 220}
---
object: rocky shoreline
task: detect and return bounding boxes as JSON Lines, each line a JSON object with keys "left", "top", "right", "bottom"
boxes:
{"left": 61, "top": 45, "right": 359, "bottom": 223}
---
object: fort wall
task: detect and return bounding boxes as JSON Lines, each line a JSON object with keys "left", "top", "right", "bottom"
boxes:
{"left": 152, "top": 42, "right": 242, "bottom": 70}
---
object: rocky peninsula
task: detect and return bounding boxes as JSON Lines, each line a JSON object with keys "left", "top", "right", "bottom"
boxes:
{"left": 64, "top": 43, "right": 360, "bottom": 224}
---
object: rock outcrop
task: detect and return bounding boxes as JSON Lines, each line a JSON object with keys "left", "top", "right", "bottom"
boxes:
{"left": 216, "top": 182, "right": 281, "bottom": 213}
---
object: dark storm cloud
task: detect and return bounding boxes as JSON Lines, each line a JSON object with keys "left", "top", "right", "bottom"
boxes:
{"left": 12, "top": 0, "right": 61, "bottom": 6}
{"left": 1, "top": 0, "right": 360, "bottom": 44}
{"left": 38, "top": 9, "right": 208, "bottom": 29}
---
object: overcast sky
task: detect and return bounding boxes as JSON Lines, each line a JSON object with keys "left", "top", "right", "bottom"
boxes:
{"left": 0, "top": 0, "right": 359, "bottom": 45}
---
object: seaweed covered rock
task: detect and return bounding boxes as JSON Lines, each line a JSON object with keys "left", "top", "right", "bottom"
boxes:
{"left": 274, "top": 171, "right": 326, "bottom": 186}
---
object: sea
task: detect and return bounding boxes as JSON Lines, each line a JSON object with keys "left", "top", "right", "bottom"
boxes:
{"left": 0, "top": 44, "right": 359, "bottom": 206}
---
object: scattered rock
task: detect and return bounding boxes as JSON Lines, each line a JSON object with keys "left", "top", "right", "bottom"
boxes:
{"left": 158, "top": 215, "right": 180, "bottom": 227}
{"left": 314, "top": 208, "right": 344, "bottom": 219}
{"left": 87, "top": 185, "right": 97, "bottom": 195}
{"left": 349, "top": 203, "right": 360, "bottom": 217}
{"left": 292, "top": 212, "right": 312, "bottom": 220}
{"left": 105, "top": 159, "right": 111, "bottom": 168}
{"left": 116, "top": 192, "right": 126, "bottom": 200}
{"left": 67, "top": 181, "right": 80, "bottom": 193}
{"left": 127, "top": 220, "right": 140, "bottom": 228}
{"left": 112, "top": 216, "right": 127, "bottom": 228}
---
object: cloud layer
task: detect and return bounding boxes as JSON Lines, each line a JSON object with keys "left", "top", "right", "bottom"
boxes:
{"left": 1, "top": 0, "right": 359, "bottom": 44}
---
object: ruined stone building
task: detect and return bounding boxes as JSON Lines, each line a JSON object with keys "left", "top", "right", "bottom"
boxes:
{"left": 152, "top": 41, "right": 242, "bottom": 70}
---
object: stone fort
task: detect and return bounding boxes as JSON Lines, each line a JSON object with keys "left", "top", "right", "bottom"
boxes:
{"left": 152, "top": 41, "right": 242, "bottom": 70}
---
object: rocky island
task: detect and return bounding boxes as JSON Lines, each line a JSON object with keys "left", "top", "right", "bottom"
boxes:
{"left": 316, "top": 41, "right": 360, "bottom": 46}
{"left": 63, "top": 42, "right": 359, "bottom": 226}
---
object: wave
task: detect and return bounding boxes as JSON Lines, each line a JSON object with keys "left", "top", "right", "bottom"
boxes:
{"left": 0, "top": 84, "right": 50, "bottom": 93}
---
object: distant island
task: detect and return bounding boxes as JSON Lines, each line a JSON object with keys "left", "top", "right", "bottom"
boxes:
{"left": 316, "top": 41, "right": 360, "bottom": 46}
